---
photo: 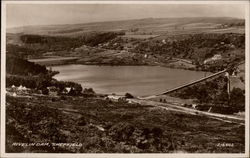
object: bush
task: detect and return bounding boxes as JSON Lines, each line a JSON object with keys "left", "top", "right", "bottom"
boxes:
{"left": 83, "top": 88, "right": 95, "bottom": 94}
{"left": 230, "top": 88, "right": 245, "bottom": 111}
{"left": 42, "top": 88, "right": 49, "bottom": 95}
{"left": 82, "top": 88, "right": 96, "bottom": 97}
{"left": 125, "top": 93, "right": 134, "bottom": 99}
{"left": 60, "top": 95, "right": 66, "bottom": 100}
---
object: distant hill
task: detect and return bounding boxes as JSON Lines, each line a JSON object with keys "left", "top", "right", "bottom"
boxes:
{"left": 7, "top": 17, "right": 244, "bottom": 36}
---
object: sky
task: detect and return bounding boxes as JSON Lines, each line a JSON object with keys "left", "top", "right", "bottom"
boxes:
{"left": 6, "top": 3, "right": 245, "bottom": 28}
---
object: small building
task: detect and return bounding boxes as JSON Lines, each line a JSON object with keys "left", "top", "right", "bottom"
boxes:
{"left": 47, "top": 86, "right": 58, "bottom": 92}
{"left": 47, "top": 86, "right": 58, "bottom": 96}
{"left": 17, "top": 85, "right": 28, "bottom": 91}
{"left": 105, "top": 95, "right": 126, "bottom": 102}
{"left": 211, "top": 54, "right": 222, "bottom": 60}
{"left": 61, "top": 87, "right": 72, "bottom": 94}
{"left": 204, "top": 54, "right": 222, "bottom": 64}
{"left": 192, "top": 104, "right": 198, "bottom": 109}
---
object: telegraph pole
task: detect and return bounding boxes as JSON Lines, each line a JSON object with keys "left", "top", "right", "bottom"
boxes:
{"left": 225, "top": 71, "right": 230, "bottom": 106}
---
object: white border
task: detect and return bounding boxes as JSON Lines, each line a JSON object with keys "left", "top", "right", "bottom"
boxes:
{"left": 1, "top": 1, "right": 7, "bottom": 158}
{"left": 1, "top": 1, "right": 249, "bottom": 158}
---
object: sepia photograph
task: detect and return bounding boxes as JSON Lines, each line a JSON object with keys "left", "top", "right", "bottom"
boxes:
{"left": 1, "top": 0, "right": 249, "bottom": 157}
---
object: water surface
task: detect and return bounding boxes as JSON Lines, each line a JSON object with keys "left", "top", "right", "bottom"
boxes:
{"left": 52, "top": 65, "right": 208, "bottom": 96}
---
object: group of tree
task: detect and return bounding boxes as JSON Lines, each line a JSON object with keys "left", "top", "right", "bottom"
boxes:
{"left": 79, "top": 32, "right": 122, "bottom": 46}
{"left": 7, "top": 32, "right": 124, "bottom": 59}
{"left": 223, "top": 22, "right": 245, "bottom": 27}
{"left": 135, "top": 33, "right": 244, "bottom": 56}
{"left": 131, "top": 33, "right": 245, "bottom": 71}
{"left": 6, "top": 54, "right": 85, "bottom": 96}
{"left": 170, "top": 76, "right": 245, "bottom": 111}
{"left": 6, "top": 55, "right": 49, "bottom": 75}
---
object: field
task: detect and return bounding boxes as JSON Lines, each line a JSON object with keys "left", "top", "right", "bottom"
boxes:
{"left": 28, "top": 57, "right": 79, "bottom": 66}
{"left": 7, "top": 17, "right": 244, "bottom": 36}
{"left": 6, "top": 94, "right": 245, "bottom": 153}
{"left": 122, "top": 34, "right": 159, "bottom": 39}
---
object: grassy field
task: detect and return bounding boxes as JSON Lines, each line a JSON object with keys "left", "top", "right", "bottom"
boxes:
{"left": 28, "top": 57, "right": 79, "bottom": 66}
{"left": 122, "top": 34, "right": 159, "bottom": 39}
{"left": 6, "top": 94, "right": 245, "bottom": 153}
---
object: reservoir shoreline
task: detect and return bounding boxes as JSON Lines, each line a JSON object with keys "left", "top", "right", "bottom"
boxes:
{"left": 51, "top": 64, "right": 209, "bottom": 96}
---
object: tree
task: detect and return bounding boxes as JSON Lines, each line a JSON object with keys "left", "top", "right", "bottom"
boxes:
{"left": 83, "top": 88, "right": 95, "bottom": 94}
{"left": 125, "top": 93, "right": 134, "bottom": 99}
{"left": 41, "top": 87, "right": 49, "bottom": 95}
{"left": 230, "top": 88, "right": 245, "bottom": 111}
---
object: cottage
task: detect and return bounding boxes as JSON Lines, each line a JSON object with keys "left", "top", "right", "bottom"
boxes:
{"left": 106, "top": 95, "right": 125, "bottom": 102}
{"left": 17, "top": 85, "right": 28, "bottom": 91}
{"left": 204, "top": 54, "right": 222, "bottom": 64}
{"left": 43, "top": 52, "right": 54, "bottom": 56}
{"left": 47, "top": 86, "right": 58, "bottom": 92}
{"left": 162, "top": 39, "right": 166, "bottom": 44}
{"left": 211, "top": 54, "right": 222, "bottom": 60}
{"left": 192, "top": 104, "right": 198, "bottom": 109}
{"left": 13, "top": 92, "right": 17, "bottom": 97}
{"left": 66, "top": 87, "right": 71, "bottom": 93}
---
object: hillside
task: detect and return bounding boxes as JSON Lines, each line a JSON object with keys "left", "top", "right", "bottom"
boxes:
{"left": 6, "top": 93, "right": 244, "bottom": 153}
{"left": 7, "top": 17, "right": 244, "bottom": 36}
{"left": 5, "top": 16, "right": 246, "bottom": 154}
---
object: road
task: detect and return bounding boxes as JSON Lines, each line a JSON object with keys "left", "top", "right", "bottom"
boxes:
{"left": 128, "top": 98, "right": 245, "bottom": 125}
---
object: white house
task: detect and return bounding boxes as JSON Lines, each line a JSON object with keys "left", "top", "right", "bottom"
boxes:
{"left": 211, "top": 54, "right": 222, "bottom": 60}
{"left": 17, "top": 85, "right": 28, "bottom": 91}
{"left": 106, "top": 95, "right": 125, "bottom": 102}
{"left": 162, "top": 39, "right": 166, "bottom": 44}
{"left": 204, "top": 54, "right": 222, "bottom": 64}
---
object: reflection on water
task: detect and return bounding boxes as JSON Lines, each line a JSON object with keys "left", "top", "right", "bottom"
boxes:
{"left": 52, "top": 65, "right": 207, "bottom": 96}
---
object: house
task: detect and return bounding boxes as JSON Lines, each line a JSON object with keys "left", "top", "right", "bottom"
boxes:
{"left": 162, "top": 39, "right": 166, "bottom": 44}
{"left": 13, "top": 92, "right": 17, "bottom": 97}
{"left": 204, "top": 54, "right": 222, "bottom": 64}
{"left": 105, "top": 95, "right": 126, "bottom": 102}
{"left": 17, "top": 85, "right": 28, "bottom": 91}
{"left": 47, "top": 86, "right": 58, "bottom": 96}
{"left": 192, "top": 104, "right": 198, "bottom": 109}
{"left": 43, "top": 52, "right": 54, "bottom": 56}
{"left": 47, "top": 86, "right": 58, "bottom": 92}
{"left": 66, "top": 87, "right": 71, "bottom": 93}
{"left": 127, "top": 99, "right": 134, "bottom": 104}
{"left": 211, "top": 54, "right": 222, "bottom": 60}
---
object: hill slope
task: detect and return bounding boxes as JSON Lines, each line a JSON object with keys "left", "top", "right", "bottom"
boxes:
{"left": 7, "top": 17, "right": 244, "bottom": 36}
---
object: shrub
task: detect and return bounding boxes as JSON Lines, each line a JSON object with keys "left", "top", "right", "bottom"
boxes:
{"left": 230, "top": 88, "right": 245, "bottom": 111}
{"left": 125, "top": 93, "right": 134, "bottom": 99}
{"left": 41, "top": 88, "right": 49, "bottom": 95}
{"left": 83, "top": 88, "right": 95, "bottom": 94}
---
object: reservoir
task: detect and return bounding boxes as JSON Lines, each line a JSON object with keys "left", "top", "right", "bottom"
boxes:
{"left": 52, "top": 64, "right": 208, "bottom": 96}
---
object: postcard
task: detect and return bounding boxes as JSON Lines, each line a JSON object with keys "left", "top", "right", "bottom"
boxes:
{"left": 1, "top": 1, "right": 249, "bottom": 157}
